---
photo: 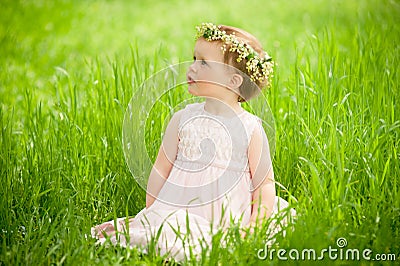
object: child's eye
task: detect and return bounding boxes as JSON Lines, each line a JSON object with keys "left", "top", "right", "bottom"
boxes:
{"left": 193, "top": 56, "right": 207, "bottom": 66}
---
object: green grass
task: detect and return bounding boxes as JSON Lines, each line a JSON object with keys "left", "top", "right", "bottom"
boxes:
{"left": 1, "top": 0, "right": 399, "bottom": 264}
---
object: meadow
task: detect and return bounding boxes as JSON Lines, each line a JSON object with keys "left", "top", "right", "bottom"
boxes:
{"left": 1, "top": 0, "right": 399, "bottom": 264}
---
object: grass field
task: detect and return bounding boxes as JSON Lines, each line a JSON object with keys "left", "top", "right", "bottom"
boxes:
{"left": 1, "top": 0, "right": 399, "bottom": 264}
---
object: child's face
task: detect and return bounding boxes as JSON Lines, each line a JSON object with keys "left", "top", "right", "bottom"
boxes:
{"left": 186, "top": 38, "right": 237, "bottom": 99}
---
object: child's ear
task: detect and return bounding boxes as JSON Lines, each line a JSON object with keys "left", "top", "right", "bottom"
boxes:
{"left": 229, "top": 73, "right": 243, "bottom": 90}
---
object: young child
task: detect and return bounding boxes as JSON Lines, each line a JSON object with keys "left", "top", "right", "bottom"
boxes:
{"left": 91, "top": 23, "right": 293, "bottom": 261}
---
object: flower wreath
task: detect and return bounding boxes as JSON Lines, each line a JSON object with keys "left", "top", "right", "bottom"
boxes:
{"left": 195, "top": 22, "right": 274, "bottom": 88}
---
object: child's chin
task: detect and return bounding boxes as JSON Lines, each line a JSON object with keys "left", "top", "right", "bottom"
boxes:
{"left": 187, "top": 85, "right": 197, "bottom": 95}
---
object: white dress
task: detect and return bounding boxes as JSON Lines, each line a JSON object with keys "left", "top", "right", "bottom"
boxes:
{"left": 91, "top": 102, "right": 294, "bottom": 261}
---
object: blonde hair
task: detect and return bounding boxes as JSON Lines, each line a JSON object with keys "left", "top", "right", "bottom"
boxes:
{"left": 217, "top": 25, "right": 270, "bottom": 102}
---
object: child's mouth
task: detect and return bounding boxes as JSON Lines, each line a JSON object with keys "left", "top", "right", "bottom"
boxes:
{"left": 187, "top": 75, "right": 196, "bottom": 84}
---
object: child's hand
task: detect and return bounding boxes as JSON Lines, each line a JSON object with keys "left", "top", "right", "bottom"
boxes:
{"left": 94, "top": 223, "right": 115, "bottom": 238}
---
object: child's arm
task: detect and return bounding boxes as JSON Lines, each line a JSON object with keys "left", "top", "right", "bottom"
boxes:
{"left": 247, "top": 123, "right": 276, "bottom": 226}
{"left": 146, "top": 110, "right": 182, "bottom": 208}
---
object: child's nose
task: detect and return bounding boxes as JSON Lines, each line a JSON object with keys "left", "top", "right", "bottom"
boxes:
{"left": 189, "top": 61, "right": 198, "bottom": 73}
